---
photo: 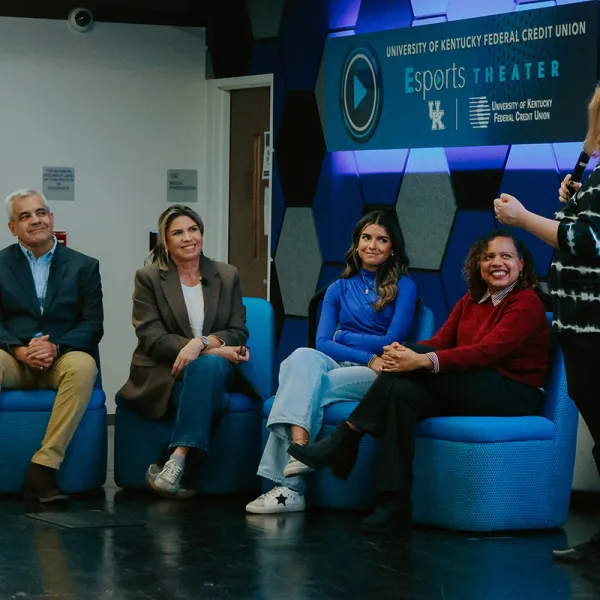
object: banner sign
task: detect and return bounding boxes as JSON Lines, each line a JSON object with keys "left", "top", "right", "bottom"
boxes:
{"left": 325, "top": 3, "right": 598, "bottom": 150}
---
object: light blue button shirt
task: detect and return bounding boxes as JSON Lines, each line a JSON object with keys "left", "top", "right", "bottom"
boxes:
{"left": 19, "top": 236, "right": 57, "bottom": 315}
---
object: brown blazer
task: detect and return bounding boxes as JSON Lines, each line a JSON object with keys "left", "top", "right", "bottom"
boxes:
{"left": 119, "top": 255, "right": 249, "bottom": 419}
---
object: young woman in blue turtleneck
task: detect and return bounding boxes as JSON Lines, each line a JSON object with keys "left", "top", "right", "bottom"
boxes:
{"left": 246, "top": 210, "right": 418, "bottom": 514}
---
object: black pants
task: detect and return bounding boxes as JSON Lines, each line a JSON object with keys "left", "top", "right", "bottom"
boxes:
{"left": 348, "top": 344, "right": 542, "bottom": 495}
{"left": 558, "top": 332, "right": 600, "bottom": 476}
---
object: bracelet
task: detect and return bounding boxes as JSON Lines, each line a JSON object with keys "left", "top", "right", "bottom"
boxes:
{"left": 367, "top": 355, "right": 378, "bottom": 368}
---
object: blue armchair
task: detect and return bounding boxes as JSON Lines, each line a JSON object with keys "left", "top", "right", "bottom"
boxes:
{"left": 114, "top": 297, "right": 275, "bottom": 494}
{"left": 412, "top": 314, "right": 578, "bottom": 531}
{"left": 0, "top": 348, "right": 106, "bottom": 493}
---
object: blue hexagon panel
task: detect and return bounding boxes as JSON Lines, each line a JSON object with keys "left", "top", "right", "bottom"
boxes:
{"left": 277, "top": 317, "right": 308, "bottom": 365}
{"left": 499, "top": 144, "right": 561, "bottom": 276}
{"left": 446, "top": 0, "right": 515, "bottom": 20}
{"left": 355, "top": 149, "right": 409, "bottom": 206}
{"left": 278, "top": 0, "right": 328, "bottom": 90}
{"left": 410, "top": 0, "right": 449, "bottom": 18}
{"left": 410, "top": 271, "right": 449, "bottom": 331}
{"left": 318, "top": 263, "right": 346, "bottom": 290}
{"left": 270, "top": 155, "right": 286, "bottom": 256}
{"left": 328, "top": 0, "right": 362, "bottom": 30}
{"left": 356, "top": 0, "right": 413, "bottom": 34}
{"left": 515, "top": 1, "right": 556, "bottom": 10}
{"left": 413, "top": 15, "right": 448, "bottom": 25}
{"left": 441, "top": 210, "right": 497, "bottom": 309}
{"left": 313, "top": 152, "right": 364, "bottom": 263}
{"left": 553, "top": 142, "right": 595, "bottom": 181}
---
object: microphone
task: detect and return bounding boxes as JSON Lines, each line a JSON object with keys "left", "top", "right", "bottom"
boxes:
{"left": 567, "top": 150, "right": 590, "bottom": 197}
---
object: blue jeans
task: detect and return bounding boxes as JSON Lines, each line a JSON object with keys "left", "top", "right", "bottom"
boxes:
{"left": 170, "top": 354, "right": 234, "bottom": 453}
{"left": 257, "top": 348, "right": 377, "bottom": 493}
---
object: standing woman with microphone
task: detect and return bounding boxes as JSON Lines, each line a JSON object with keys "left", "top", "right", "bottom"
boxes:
{"left": 494, "top": 84, "right": 600, "bottom": 565}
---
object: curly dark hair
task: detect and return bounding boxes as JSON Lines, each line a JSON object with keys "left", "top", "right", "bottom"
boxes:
{"left": 341, "top": 210, "right": 410, "bottom": 311}
{"left": 463, "top": 229, "right": 539, "bottom": 302}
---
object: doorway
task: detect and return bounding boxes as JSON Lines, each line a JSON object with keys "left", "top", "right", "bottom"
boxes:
{"left": 228, "top": 87, "right": 270, "bottom": 299}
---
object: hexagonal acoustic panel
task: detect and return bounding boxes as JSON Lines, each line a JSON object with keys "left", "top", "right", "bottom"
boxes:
{"left": 275, "top": 91, "right": 326, "bottom": 207}
{"left": 246, "top": 0, "right": 286, "bottom": 40}
{"left": 328, "top": 0, "right": 362, "bottom": 30}
{"left": 396, "top": 149, "right": 457, "bottom": 271}
{"left": 274, "top": 207, "right": 322, "bottom": 317}
{"left": 313, "top": 152, "right": 364, "bottom": 263}
{"left": 446, "top": 146, "right": 509, "bottom": 211}
{"left": 356, "top": 0, "right": 413, "bottom": 34}
{"left": 446, "top": 0, "right": 516, "bottom": 20}
{"left": 278, "top": 0, "right": 328, "bottom": 90}
{"left": 410, "top": 0, "right": 450, "bottom": 18}
{"left": 355, "top": 149, "right": 409, "bottom": 206}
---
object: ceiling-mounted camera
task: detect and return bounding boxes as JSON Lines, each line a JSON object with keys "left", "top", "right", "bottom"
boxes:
{"left": 68, "top": 8, "right": 94, "bottom": 33}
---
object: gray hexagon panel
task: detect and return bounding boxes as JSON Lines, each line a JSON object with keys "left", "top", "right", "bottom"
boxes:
{"left": 274, "top": 207, "right": 322, "bottom": 317}
{"left": 246, "top": 0, "right": 285, "bottom": 40}
{"left": 396, "top": 148, "right": 457, "bottom": 271}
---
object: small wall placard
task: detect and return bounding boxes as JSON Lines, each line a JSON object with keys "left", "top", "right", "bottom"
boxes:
{"left": 167, "top": 169, "right": 198, "bottom": 203}
{"left": 43, "top": 167, "right": 75, "bottom": 201}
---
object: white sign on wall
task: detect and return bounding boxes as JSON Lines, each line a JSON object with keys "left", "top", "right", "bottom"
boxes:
{"left": 167, "top": 169, "right": 198, "bottom": 203}
{"left": 42, "top": 166, "right": 75, "bottom": 201}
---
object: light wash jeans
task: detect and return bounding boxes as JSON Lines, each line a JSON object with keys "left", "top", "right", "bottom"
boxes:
{"left": 257, "top": 347, "right": 377, "bottom": 494}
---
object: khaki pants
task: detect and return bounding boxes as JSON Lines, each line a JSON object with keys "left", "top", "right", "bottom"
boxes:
{"left": 0, "top": 350, "right": 97, "bottom": 469}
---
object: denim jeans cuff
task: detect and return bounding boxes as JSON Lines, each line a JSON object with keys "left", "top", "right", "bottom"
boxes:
{"left": 257, "top": 468, "right": 304, "bottom": 494}
{"left": 168, "top": 441, "right": 209, "bottom": 453}
{"left": 267, "top": 418, "right": 312, "bottom": 437}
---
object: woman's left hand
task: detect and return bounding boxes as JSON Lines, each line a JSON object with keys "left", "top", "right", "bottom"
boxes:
{"left": 493, "top": 193, "right": 528, "bottom": 227}
{"left": 209, "top": 345, "right": 251, "bottom": 365}
{"left": 381, "top": 344, "right": 429, "bottom": 373}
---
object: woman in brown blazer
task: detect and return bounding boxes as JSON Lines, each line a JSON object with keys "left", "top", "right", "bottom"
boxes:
{"left": 119, "top": 204, "right": 250, "bottom": 499}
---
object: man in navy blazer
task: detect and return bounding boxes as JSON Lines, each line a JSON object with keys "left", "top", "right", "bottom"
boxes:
{"left": 0, "top": 189, "right": 103, "bottom": 503}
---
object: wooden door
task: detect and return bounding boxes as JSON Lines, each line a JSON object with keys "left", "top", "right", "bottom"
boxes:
{"left": 228, "top": 87, "right": 270, "bottom": 299}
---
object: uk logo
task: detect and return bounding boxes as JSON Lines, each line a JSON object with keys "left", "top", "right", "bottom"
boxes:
{"left": 428, "top": 101, "right": 445, "bottom": 131}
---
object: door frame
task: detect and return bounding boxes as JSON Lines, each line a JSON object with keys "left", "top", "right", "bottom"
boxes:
{"left": 205, "top": 73, "right": 274, "bottom": 300}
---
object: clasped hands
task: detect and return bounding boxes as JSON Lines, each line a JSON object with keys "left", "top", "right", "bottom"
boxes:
{"left": 172, "top": 337, "right": 250, "bottom": 377}
{"left": 370, "top": 342, "right": 431, "bottom": 374}
{"left": 14, "top": 335, "right": 57, "bottom": 371}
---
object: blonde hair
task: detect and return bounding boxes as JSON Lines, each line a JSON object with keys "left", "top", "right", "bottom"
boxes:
{"left": 584, "top": 84, "right": 600, "bottom": 157}
{"left": 147, "top": 204, "right": 205, "bottom": 271}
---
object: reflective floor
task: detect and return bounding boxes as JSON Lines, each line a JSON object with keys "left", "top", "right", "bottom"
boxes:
{"left": 1, "top": 436, "right": 598, "bottom": 599}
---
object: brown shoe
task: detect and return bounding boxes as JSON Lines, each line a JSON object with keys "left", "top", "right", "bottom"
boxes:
{"left": 25, "top": 462, "right": 69, "bottom": 504}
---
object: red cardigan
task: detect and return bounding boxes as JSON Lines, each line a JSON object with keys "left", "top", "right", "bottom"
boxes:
{"left": 418, "top": 288, "right": 551, "bottom": 388}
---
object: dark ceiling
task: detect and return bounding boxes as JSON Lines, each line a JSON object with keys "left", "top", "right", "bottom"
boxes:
{"left": 0, "top": 0, "right": 208, "bottom": 27}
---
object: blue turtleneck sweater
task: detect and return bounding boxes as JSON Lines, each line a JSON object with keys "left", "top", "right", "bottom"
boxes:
{"left": 316, "top": 269, "right": 418, "bottom": 366}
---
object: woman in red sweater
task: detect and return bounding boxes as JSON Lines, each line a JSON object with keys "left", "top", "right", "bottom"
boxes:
{"left": 288, "top": 230, "right": 551, "bottom": 533}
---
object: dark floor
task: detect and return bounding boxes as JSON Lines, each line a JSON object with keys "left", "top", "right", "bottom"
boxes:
{"left": 2, "top": 442, "right": 599, "bottom": 599}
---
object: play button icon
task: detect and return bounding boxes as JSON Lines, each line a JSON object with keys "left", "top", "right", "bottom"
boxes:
{"left": 340, "top": 46, "right": 382, "bottom": 143}
{"left": 354, "top": 76, "right": 367, "bottom": 110}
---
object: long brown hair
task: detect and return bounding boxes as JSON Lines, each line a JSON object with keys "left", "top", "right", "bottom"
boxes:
{"left": 585, "top": 84, "right": 600, "bottom": 157}
{"left": 341, "top": 210, "right": 410, "bottom": 311}
{"left": 147, "top": 204, "right": 205, "bottom": 270}
{"left": 463, "top": 230, "right": 538, "bottom": 302}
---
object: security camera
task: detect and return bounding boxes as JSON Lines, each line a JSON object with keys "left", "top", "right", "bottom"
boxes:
{"left": 68, "top": 8, "right": 94, "bottom": 33}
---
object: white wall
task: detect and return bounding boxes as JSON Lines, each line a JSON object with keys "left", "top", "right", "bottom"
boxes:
{"left": 0, "top": 17, "right": 210, "bottom": 412}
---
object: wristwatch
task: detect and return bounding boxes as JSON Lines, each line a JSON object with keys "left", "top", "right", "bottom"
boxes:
{"left": 200, "top": 336, "right": 210, "bottom": 349}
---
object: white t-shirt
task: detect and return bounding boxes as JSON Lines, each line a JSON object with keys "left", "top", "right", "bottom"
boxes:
{"left": 181, "top": 283, "right": 205, "bottom": 337}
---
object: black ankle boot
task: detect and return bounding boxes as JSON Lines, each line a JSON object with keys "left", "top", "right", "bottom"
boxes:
{"left": 360, "top": 492, "right": 411, "bottom": 534}
{"left": 287, "top": 421, "right": 363, "bottom": 480}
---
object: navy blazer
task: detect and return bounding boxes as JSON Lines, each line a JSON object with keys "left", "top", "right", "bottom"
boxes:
{"left": 0, "top": 242, "right": 103, "bottom": 354}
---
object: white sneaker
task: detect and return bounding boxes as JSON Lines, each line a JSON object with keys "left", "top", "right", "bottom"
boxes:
{"left": 146, "top": 464, "right": 196, "bottom": 500}
{"left": 146, "top": 459, "right": 195, "bottom": 499}
{"left": 283, "top": 456, "right": 314, "bottom": 478}
{"left": 245, "top": 486, "right": 306, "bottom": 514}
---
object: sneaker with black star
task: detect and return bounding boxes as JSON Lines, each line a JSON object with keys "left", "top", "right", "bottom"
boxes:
{"left": 245, "top": 485, "right": 305, "bottom": 514}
